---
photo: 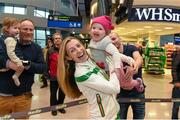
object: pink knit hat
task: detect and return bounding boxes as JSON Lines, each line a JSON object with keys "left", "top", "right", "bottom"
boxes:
{"left": 92, "top": 15, "right": 114, "bottom": 31}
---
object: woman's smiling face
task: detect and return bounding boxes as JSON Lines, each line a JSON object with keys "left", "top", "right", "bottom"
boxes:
{"left": 66, "top": 39, "right": 88, "bottom": 63}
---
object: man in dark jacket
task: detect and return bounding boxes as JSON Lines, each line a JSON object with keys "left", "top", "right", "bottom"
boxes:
{"left": 47, "top": 32, "right": 66, "bottom": 116}
{"left": 171, "top": 45, "right": 180, "bottom": 119}
{"left": 0, "top": 19, "right": 46, "bottom": 118}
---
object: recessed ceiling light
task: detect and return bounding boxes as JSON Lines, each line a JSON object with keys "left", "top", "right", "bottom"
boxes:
{"left": 149, "top": 31, "right": 154, "bottom": 33}
{"left": 118, "top": 27, "right": 125, "bottom": 29}
{"left": 164, "top": 27, "right": 174, "bottom": 30}
{"left": 144, "top": 26, "right": 152, "bottom": 28}
{"left": 137, "top": 28, "right": 144, "bottom": 31}
{"left": 155, "top": 29, "right": 162, "bottom": 31}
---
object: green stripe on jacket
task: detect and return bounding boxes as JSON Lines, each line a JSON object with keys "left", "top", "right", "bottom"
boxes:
{"left": 75, "top": 67, "right": 100, "bottom": 82}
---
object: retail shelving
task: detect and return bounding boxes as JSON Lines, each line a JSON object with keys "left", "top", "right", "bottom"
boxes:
{"left": 144, "top": 47, "right": 166, "bottom": 74}
{"left": 164, "top": 44, "right": 176, "bottom": 69}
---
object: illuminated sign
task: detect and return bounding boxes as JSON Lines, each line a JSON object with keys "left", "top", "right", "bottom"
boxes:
{"left": 129, "top": 7, "right": 180, "bottom": 23}
{"left": 47, "top": 15, "right": 82, "bottom": 28}
{"left": 174, "top": 33, "right": 180, "bottom": 44}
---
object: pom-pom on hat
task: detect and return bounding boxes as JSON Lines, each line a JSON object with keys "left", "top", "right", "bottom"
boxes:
{"left": 92, "top": 15, "right": 114, "bottom": 31}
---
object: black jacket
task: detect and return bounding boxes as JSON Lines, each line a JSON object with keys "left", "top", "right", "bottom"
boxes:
{"left": 0, "top": 37, "right": 46, "bottom": 95}
{"left": 171, "top": 50, "right": 180, "bottom": 83}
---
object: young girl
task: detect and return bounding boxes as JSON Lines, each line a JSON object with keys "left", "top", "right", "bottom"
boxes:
{"left": 88, "top": 15, "right": 143, "bottom": 92}
{"left": 0, "top": 17, "right": 25, "bottom": 86}
{"left": 57, "top": 36, "right": 120, "bottom": 119}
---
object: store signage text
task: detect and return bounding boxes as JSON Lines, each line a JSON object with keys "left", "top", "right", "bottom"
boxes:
{"left": 129, "top": 7, "right": 180, "bottom": 23}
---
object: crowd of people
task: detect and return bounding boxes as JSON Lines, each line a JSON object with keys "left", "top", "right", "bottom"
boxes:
{"left": 0, "top": 15, "right": 179, "bottom": 119}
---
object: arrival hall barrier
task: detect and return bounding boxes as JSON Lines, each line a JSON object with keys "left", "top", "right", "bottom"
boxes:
{"left": 1, "top": 98, "right": 180, "bottom": 119}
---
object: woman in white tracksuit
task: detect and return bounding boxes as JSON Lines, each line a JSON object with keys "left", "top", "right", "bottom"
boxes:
{"left": 57, "top": 36, "right": 120, "bottom": 119}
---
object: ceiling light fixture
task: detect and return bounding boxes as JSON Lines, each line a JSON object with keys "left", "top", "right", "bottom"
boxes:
{"left": 144, "top": 26, "right": 152, "bottom": 28}
{"left": 149, "top": 31, "right": 154, "bottom": 33}
{"left": 164, "top": 27, "right": 174, "bottom": 30}
{"left": 155, "top": 29, "right": 162, "bottom": 31}
{"left": 137, "top": 28, "right": 144, "bottom": 31}
{"left": 118, "top": 27, "right": 125, "bottom": 29}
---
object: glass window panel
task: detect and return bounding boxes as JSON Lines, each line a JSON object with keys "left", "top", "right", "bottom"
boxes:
{"left": 46, "top": 30, "right": 50, "bottom": 35}
{"left": 4, "top": 6, "right": 13, "bottom": 13}
{"left": 34, "top": 31, "right": 36, "bottom": 39}
{"left": 46, "top": 11, "right": 49, "bottom": 18}
{"left": 36, "top": 39, "right": 46, "bottom": 48}
{"left": 0, "top": 3, "right": 4, "bottom": 13}
{"left": 34, "top": 9, "right": 37, "bottom": 16}
{"left": 34, "top": 9, "right": 46, "bottom": 18}
{"left": 14, "top": 6, "right": 25, "bottom": 15}
{"left": 36, "top": 29, "right": 46, "bottom": 39}
{"left": 58, "top": 0, "right": 76, "bottom": 16}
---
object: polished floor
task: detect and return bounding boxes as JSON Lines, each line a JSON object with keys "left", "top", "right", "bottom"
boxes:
{"left": 29, "top": 69, "right": 175, "bottom": 119}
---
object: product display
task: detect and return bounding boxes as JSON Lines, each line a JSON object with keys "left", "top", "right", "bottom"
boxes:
{"left": 144, "top": 47, "right": 166, "bottom": 74}
{"left": 164, "top": 44, "right": 176, "bottom": 69}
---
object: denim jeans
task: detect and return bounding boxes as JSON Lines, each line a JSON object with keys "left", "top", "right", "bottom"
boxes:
{"left": 171, "top": 87, "right": 180, "bottom": 119}
{"left": 117, "top": 88, "right": 145, "bottom": 119}
{"left": 0, "top": 92, "right": 32, "bottom": 118}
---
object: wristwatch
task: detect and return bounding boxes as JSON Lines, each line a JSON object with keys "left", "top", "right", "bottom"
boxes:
{"left": 22, "top": 60, "right": 31, "bottom": 66}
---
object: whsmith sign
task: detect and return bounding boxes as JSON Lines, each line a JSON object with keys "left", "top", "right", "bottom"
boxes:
{"left": 128, "top": 7, "right": 180, "bottom": 23}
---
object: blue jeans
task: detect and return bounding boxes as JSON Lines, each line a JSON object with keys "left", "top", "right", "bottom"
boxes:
{"left": 117, "top": 88, "right": 145, "bottom": 119}
{"left": 171, "top": 87, "right": 180, "bottom": 119}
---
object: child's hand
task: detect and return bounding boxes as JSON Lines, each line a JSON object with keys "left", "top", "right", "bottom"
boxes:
{"left": 7, "top": 60, "right": 24, "bottom": 72}
{"left": 132, "top": 62, "right": 139, "bottom": 74}
{"left": 174, "top": 83, "right": 180, "bottom": 87}
{"left": 125, "top": 66, "right": 134, "bottom": 81}
{"left": 128, "top": 56, "right": 135, "bottom": 67}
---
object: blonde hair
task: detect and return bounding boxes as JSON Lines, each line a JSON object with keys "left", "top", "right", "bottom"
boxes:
{"left": 57, "top": 36, "right": 82, "bottom": 98}
{"left": 2, "top": 17, "right": 20, "bottom": 34}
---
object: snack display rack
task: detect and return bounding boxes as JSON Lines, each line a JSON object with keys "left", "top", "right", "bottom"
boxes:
{"left": 144, "top": 47, "right": 166, "bottom": 74}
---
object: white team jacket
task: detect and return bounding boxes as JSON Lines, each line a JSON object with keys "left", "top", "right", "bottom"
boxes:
{"left": 75, "top": 58, "right": 120, "bottom": 120}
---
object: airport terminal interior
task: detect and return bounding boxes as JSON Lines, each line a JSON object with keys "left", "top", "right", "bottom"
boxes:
{"left": 1, "top": 0, "right": 180, "bottom": 119}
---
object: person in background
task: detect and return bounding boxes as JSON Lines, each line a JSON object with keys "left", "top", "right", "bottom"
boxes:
{"left": 109, "top": 32, "right": 145, "bottom": 119}
{"left": 46, "top": 32, "right": 66, "bottom": 116}
{"left": 171, "top": 45, "right": 180, "bottom": 119}
{"left": 88, "top": 15, "right": 143, "bottom": 92}
{"left": 0, "top": 19, "right": 46, "bottom": 118}
{"left": 40, "top": 36, "right": 53, "bottom": 88}
{"left": 0, "top": 17, "right": 24, "bottom": 86}
{"left": 57, "top": 36, "right": 120, "bottom": 119}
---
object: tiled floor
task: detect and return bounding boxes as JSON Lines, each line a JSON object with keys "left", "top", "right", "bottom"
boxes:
{"left": 29, "top": 69, "right": 176, "bottom": 119}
